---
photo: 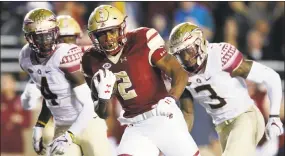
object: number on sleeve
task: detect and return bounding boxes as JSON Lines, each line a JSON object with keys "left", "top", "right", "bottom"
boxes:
{"left": 195, "top": 84, "right": 226, "bottom": 109}
{"left": 41, "top": 77, "right": 59, "bottom": 106}
{"left": 114, "top": 71, "right": 137, "bottom": 100}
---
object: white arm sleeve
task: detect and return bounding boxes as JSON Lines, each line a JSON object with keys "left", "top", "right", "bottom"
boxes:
{"left": 20, "top": 81, "right": 42, "bottom": 110}
{"left": 68, "top": 83, "right": 94, "bottom": 135}
{"left": 247, "top": 61, "right": 282, "bottom": 115}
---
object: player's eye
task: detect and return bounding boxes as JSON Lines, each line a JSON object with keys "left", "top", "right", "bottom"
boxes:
{"left": 95, "top": 31, "right": 106, "bottom": 39}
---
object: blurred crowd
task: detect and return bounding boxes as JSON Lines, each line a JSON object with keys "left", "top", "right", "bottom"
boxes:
{"left": 1, "top": 1, "right": 284, "bottom": 156}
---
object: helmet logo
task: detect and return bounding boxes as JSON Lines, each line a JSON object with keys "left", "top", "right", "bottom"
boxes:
{"left": 47, "top": 15, "right": 56, "bottom": 22}
{"left": 98, "top": 8, "right": 106, "bottom": 27}
{"left": 62, "top": 19, "right": 69, "bottom": 28}
{"left": 99, "top": 8, "right": 105, "bottom": 22}
{"left": 183, "top": 33, "right": 192, "bottom": 42}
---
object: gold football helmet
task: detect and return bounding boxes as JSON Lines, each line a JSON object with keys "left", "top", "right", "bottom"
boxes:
{"left": 57, "top": 15, "right": 82, "bottom": 44}
{"left": 169, "top": 22, "right": 208, "bottom": 73}
{"left": 57, "top": 15, "right": 82, "bottom": 37}
{"left": 87, "top": 5, "right": 127, "bottom": 55}
{"left": 23, "top": 8, "right": 59, "bottom": 57}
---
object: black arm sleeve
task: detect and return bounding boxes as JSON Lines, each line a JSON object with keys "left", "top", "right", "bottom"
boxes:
{"left": 35, "top": 100, "right": 52, "bottom": 127}
{"left": 95, "top": 98, "right": 110, "bottom": 119}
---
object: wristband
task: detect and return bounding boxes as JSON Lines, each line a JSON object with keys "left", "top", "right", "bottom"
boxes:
{"left": 269, "top": 115, "right": 279, "bottom": 118}
{"left": 35, "top": 120, "right": 46, "bottom": 127}
{"left": 168, "top": 95, "right": 178, "bottom": 103}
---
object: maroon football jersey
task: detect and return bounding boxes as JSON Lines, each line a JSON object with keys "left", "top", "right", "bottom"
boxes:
{"left": 82, "top": 27, "right": 169, "bottom": 117}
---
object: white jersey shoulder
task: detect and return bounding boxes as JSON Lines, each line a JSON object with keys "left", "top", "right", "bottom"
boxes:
{"left": 19, "top": 43, "right": 84, "bottom": 126}
{"left": 185, "top": 42, "right": 254, "bottom": 125}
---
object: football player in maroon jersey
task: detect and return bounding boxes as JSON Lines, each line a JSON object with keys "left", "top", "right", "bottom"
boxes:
{"left": 81, "top": 5, "right": 200, "bottom": 156}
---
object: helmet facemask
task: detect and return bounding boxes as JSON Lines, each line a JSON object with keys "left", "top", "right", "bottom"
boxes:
{"left": 89, "top": 21, "right": 126, "bottom": 56}
{"left": 25, "top": 27, "right": 59, "bottom": 58}
{"left": 174, "top": 38, "right": 207, "bottom": 73}
{"left": 57, "top": 35, "right": 78, "bottom": 44}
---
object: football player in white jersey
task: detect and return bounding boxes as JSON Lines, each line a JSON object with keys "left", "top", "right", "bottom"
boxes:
{"left": 19, "top": 8, "right": 112, "bottom": 156}
{"left": 168, "top": 22, "right": 284, "bottom": 156}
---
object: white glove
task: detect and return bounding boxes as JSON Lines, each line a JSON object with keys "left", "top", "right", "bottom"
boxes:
{"left": 152, "top": 97, "right": 176, "bottom": 118}
{"left": 265, "top": 117, "right": 284, "bottom": 140}
{"left": 93, "top": 69, "right": 116, "bottom": 99}
{"left": 32, "top": 126, "right": 46, "bottom": 155}
{"left": 21, "top": 82, "right": 42, "bottom": 110}
{"left": 48, "top": 131, "right": 73, "bottom": 155}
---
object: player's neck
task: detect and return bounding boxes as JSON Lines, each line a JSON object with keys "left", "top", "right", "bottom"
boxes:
{"left": 196, "top": 59, "right": 208, "bottom": 74}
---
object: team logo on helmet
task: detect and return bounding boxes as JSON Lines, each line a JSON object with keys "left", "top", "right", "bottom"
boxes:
{"left": 98, "top": 8, "right": 106, "bottom": 27}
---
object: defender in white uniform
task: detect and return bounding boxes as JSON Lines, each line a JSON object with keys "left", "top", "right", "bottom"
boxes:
{"left": 19, "top": 8, "right": 112, "bottom": 156}
{"left": 168, "top": 22, "right": 284, "bottom": 156}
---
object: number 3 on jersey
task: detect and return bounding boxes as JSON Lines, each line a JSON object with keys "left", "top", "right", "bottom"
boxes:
{"left": 195, "top": 84, "right": 226, "bottom": 109}
{"left": 114, "top": 71, "right": 137, "bottom": 100}
{"left": 41, "top": 77, "right": 59, "bottom": 106}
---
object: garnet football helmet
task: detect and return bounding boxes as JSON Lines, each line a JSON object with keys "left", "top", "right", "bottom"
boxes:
{"left": 23, "top": 8, "right": 59, "bottom": 58}
{"left": 87, "top": 5, "right": 127, "bottom": 56}
{"left": 169, "top": 22, "right": 208, "bottom": 73}
{"left": 57, "top": 15, "right": 82, "bottom": 43}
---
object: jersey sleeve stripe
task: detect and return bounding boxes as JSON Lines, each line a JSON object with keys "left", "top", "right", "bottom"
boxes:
{"left": 146, "top": 29, "right": 166, "bottom": 66}
{"left": 223, "top": 51, "right": 243, "bottom": 73}
{"left": 60, "top": 64, "right": 80, "bottom": 73}
{"left": 150, "top": 48, "right": 167, "bottom": 65}
{"left": 147, "top": 32, "right": 158, "bottom": 43}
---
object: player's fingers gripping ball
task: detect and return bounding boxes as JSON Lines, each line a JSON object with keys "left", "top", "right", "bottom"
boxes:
{"left": 152, "top": 97, "right": 175, "bottom": 118}
{"left": 92, "top": 69, "right": 117, "bottom": 99}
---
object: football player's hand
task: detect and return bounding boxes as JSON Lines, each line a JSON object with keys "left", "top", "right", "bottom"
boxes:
{"left": 92, "top": 69, "right": 116, "bottom": 100}
{"left": 152, "top": 97, "right": 175, "bottom": 118}
{"left": 32, "top": 126, "right": 46, "bottom": 155}
{"left": 48, "top": 131, "right": 73, "bottom": 155}
{"left": 265, "top": 117, "right": 284, "bottom": 140}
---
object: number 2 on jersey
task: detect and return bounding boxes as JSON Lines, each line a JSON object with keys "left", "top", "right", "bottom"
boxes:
{"left": 115, "top": 71, "right": 137, "bottom": 100}
{"left": 195, "top": 84, "right": 226, "bottom": 109}
{"left": 41, "top": 77, "right": 59, "bottom": 106}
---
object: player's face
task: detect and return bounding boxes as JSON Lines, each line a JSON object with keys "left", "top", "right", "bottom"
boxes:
{"left": 95, "top": 28, "right": 120, "bottom": 56}
{"left": 175, "top": 44, "right": 200, "bottom": 72}
{"left": 27, "top": 30, "right": 57, "bottom": 57}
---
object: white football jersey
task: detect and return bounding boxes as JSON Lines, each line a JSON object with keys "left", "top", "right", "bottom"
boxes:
{"left": 19, "top": 43, "right": 84, "bottom": 126}
{"left": 186, "top": 43, "right": 255, "bottom": 125}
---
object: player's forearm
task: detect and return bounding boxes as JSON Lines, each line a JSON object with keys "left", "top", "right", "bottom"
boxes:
{"left": 35, "top": 100, "right": 52, "bottom": 127}
{"left": 95, "top": 98, "right": 110, "bottom": 119}
{"left": 182, "top": 111, "right": 194, "bottom": 132}
{"left": 69, "top": 83, "right": 94, "bottom": 136}
{"left": 246, "top": 61, "right": 282, "bottom": 115}
{"left": 169, "top": 68, "right": 188, "bottom": 100}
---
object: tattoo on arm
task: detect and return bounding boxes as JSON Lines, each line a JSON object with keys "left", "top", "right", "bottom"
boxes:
{"left": 231, "top": 59, "right": 253, "bottom": 78}
{"left": 35, "top": 100, "right": 52, "bottom": 127}
{"left": 95, "top": 98, "right": 110, "bottom": 119}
